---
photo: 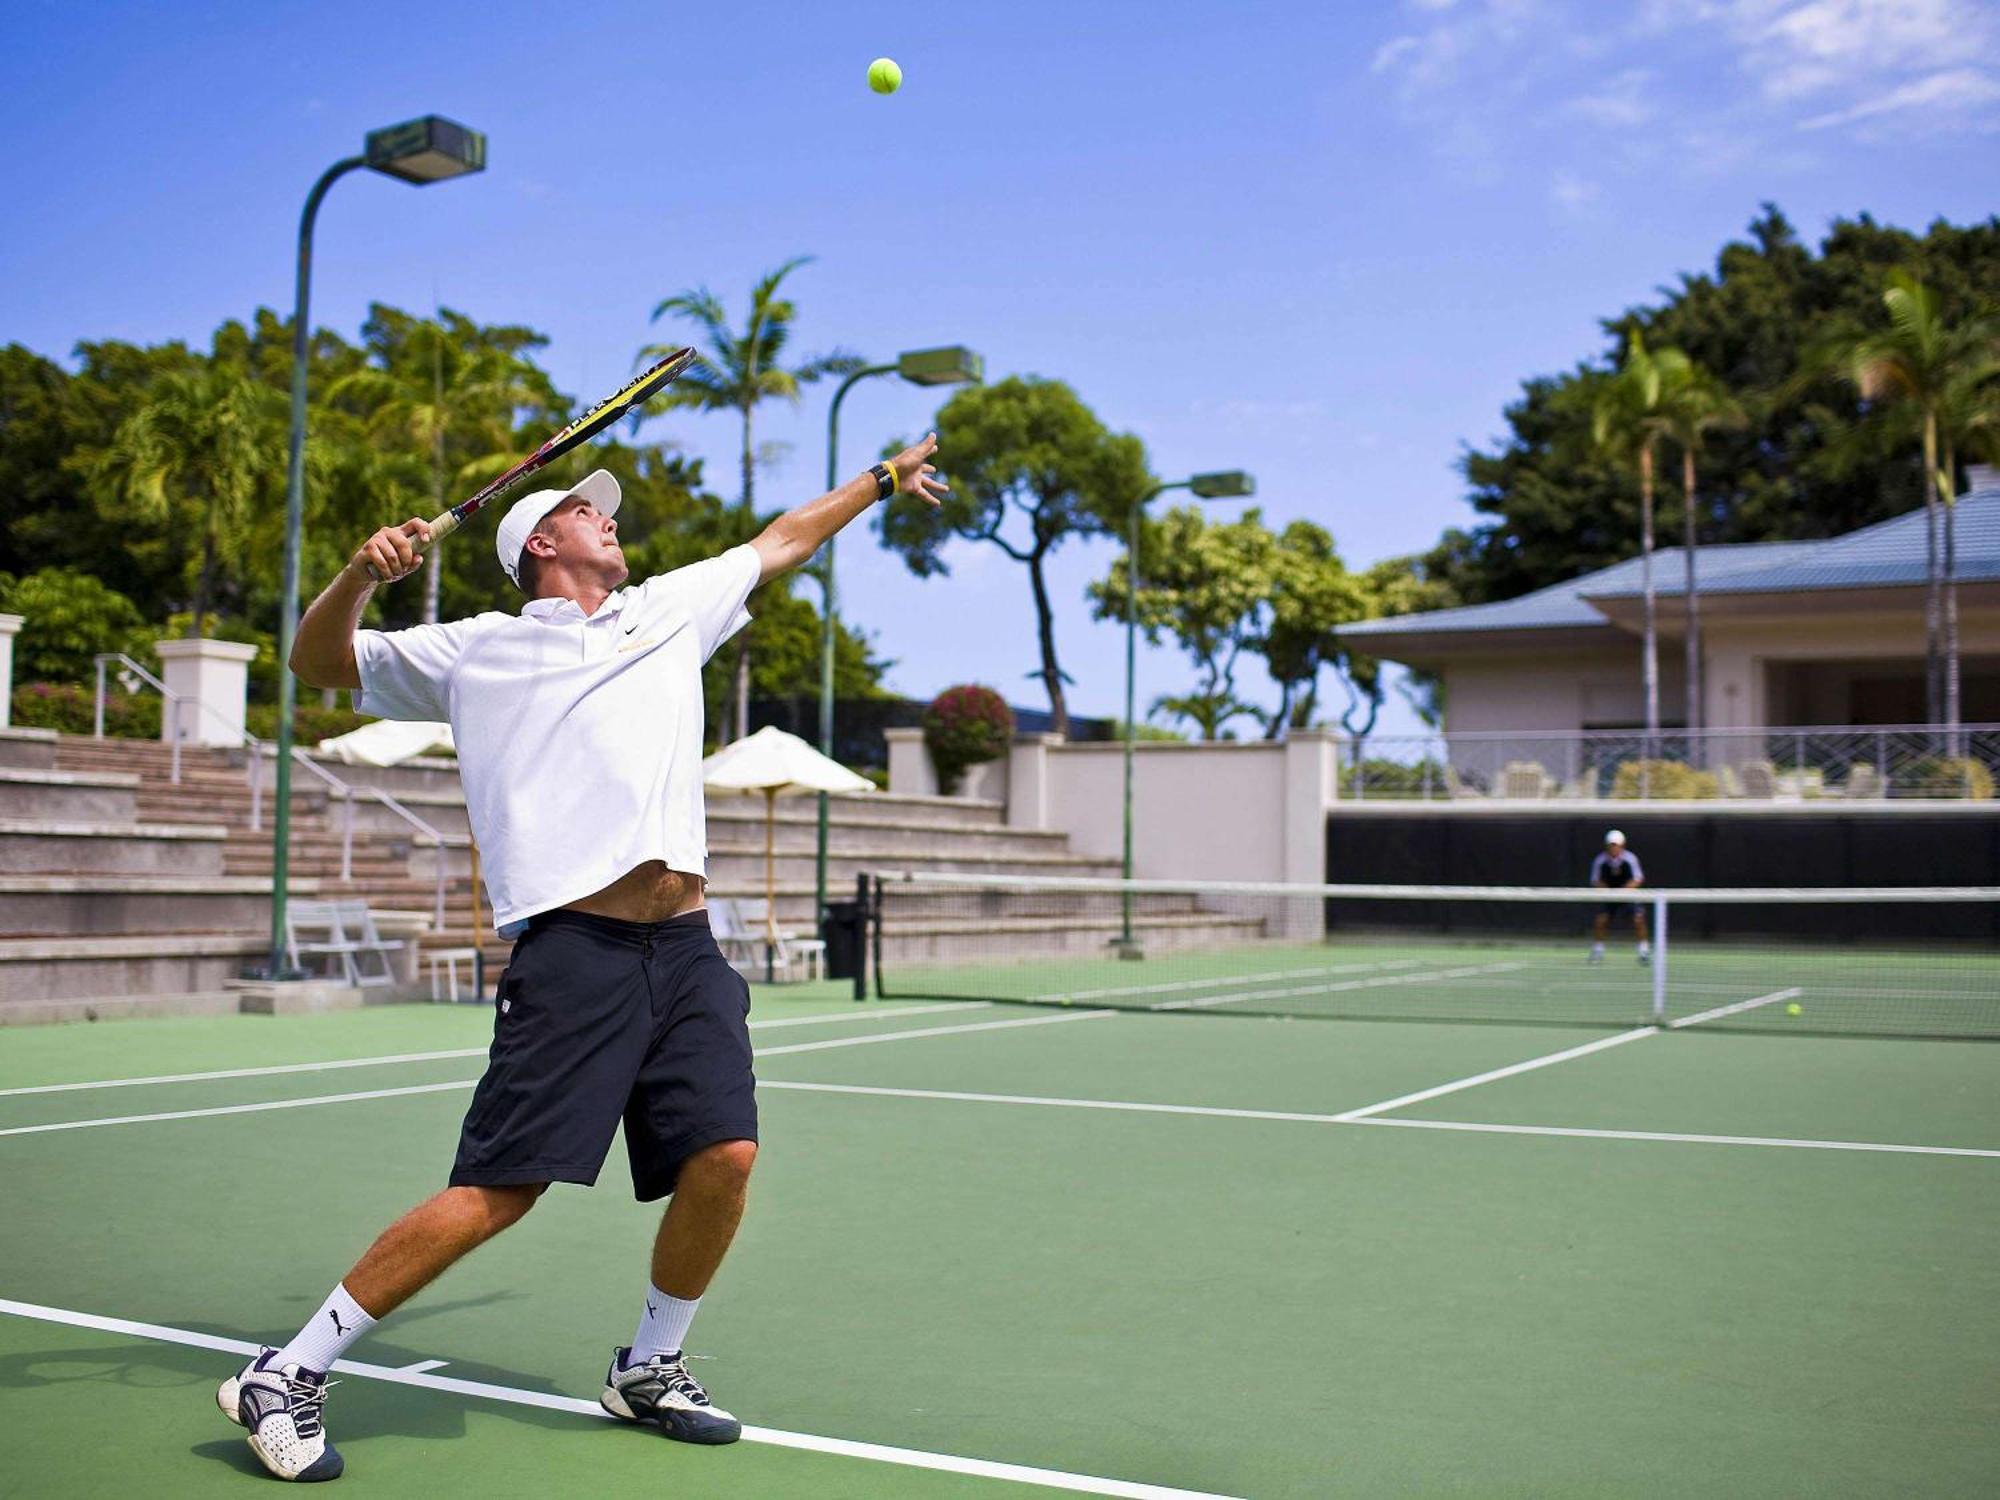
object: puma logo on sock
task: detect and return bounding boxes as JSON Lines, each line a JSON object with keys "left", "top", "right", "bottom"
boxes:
{"left": 329, "top": 1310, "right": 349, "bottom": 1336}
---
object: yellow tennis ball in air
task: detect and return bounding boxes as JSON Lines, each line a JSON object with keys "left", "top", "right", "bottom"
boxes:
{"left": 868, "top": 57, "right": 902, "bottom": 94}
{"left": 1786, "top": 1002, "right": 1803, "bottom": 1017}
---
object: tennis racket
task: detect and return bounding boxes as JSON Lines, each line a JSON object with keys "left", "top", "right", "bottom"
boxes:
{"left": 366, "top": 346, "right": 696, "bottom": 581}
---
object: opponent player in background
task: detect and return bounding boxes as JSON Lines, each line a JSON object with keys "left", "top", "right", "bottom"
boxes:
{"left": 216, "top": 437, "right": 946, "bottom": 1482}
{"left": 1588, "top": 828, "right": 1650, "bottom": 966}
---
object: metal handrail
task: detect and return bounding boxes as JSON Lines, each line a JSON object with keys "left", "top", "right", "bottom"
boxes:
{"left": 92, "top": 652, "right": 457, "bottom": 928}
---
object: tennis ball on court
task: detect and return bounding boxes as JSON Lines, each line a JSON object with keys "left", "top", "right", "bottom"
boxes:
{"left": 868, "top": 57, "right": 903, "bottom": 94}
{"left": 1786, "top": 1002, "right": 1804, "bottom": 1017}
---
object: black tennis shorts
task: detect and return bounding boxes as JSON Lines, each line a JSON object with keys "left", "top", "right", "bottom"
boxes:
{"left": 1599, "top": 898, "right": 1637, "bottom": 920}
{"left": 450, "top": 908, "right": 757, "bottom": 1202}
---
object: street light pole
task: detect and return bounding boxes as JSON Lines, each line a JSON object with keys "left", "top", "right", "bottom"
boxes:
{"left": 267, "top": 118, "right": 486, "bottom": 979}
{"left": 1117, "top": 469, "right": 1256, "bottom": 957}
{"left": 814, "top": 361, "right": 895, "bottom": 933}
{"left": 812, "top": 347, "right": 983, "bottom": 932}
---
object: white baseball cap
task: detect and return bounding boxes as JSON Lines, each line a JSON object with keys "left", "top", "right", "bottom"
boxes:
{"left": 1604, "top": 829, "right": 1626, "bottom": 845}
{"left": 496, "top": 469, "right": 622, "bottom": 588}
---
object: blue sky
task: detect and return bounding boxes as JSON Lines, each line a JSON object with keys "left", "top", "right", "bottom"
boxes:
{"left": 3, "top": 0, "right": 1996, "bottom": 737}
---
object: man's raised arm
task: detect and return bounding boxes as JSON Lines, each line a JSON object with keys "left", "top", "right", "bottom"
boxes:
{"left": 291, "top": 519, "right": 432, "bottom": 690}
{"left": 748, "top": 433, "right": 946, "bottom": 584}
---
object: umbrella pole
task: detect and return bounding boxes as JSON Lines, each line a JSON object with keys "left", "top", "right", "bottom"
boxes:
{"left": 764, "top": 788, "right": 777, "bottom": 984}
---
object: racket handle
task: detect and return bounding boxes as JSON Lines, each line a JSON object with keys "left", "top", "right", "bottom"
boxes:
{"left": 364, "top": 510, "right": 459, "bottom": 584}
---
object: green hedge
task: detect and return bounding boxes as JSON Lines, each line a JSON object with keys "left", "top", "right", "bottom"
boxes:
{"left": 11, "top": 681, "right": 161, "bottom": 737}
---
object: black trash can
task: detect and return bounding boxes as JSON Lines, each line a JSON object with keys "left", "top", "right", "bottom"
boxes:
{"left": 821, "top": 900, "right": 864, "bottom": 983}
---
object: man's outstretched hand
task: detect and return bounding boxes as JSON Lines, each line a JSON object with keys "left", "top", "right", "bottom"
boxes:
{"left": 888, "top": 433, "right": 949, "bottom": 508}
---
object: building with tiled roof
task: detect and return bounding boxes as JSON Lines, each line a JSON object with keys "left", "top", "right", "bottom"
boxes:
{"left": 1340, "top": 467, "right": 2000, "bottom": 734}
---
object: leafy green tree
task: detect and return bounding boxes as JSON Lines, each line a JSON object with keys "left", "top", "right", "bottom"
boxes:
{"left": 0, "top": 568, "right": 151, "bottom": 683}
{"left": 325, "top": 307, "right": 560, "bottom": 623}
{"left": 637, "top": 257, "right": 861, "bottom": 740}
{"left": 86, "top": 363, "right": 288, "bottom": 637}
{"left": 1815, "top": 270, "right": 2000, "bottom": 730}
{"left": 1254, "top": 521, "right": 1368, "bottom": 737}
{"left": 1431, "top": 207, "right": 2000, "bottom": 611}
{"left": 881, "top": 377, "right": 1151, "bottom": 737}
{"left": 1088, "top": 505, "right": 1279, "bottom": 740}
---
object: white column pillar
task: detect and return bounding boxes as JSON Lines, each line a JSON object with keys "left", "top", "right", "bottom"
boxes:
{"left": 1005, "top": 733, "right": 1062, "bottom": 830}
{"left": 884, "top": 727, "right": 936, "bottom": 797}
{"left": 1280, "top": 729, "right": 1339, "bottom": 939}
{"left": 154, "top": 638, "right": 259, "bottom": 747}
{"left": 0, "top": 615, "right": 21, "bottom": 728}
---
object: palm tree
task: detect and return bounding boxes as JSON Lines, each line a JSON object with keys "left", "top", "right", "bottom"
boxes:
{"left": 1589, "top": 331, "right": 1681, "bottom": 741}
{"left": 1660, "top": 360, "right": 1745, "bottom": 737}
{"left": 1823, "top": 270, "right": 2000, "bottom": 730}
{"left": 636, "top": 257, "right": 860, "bottom": 740}
{"left": 92, "top": 364, "right": 284, "bottom": 637}
{"left": 326, "top": 312, "right": 550, "bottom": 623}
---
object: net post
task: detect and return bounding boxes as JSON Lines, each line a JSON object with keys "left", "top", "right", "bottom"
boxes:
{"left": 852, "top": 872, "right": 869, "bottom": 1004}
{"left": 1651, "top": 895, "right": 1668, "bottom": 1023}
{"left": 868, "top": 873, "right": 886, "bottom": 1001}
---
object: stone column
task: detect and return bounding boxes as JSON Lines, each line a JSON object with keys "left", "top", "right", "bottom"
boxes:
{"left": 884, "top": 727, "right": 935, "bottom": 796}
{"left": 1005, "top": 733, "right": 1062, "bottom": 830}
{"left": 1280, "top": 728, "right": 1340, "bottom": 939}
{"left": 154, "top": 638, "right": 259, "bottom": 747}
{"left": 0, "top": 615, "right": 21, "bottom": 728}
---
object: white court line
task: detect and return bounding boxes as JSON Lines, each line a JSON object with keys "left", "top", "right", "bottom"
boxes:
{"left": 759, "top": 1080, "right": 2000, "bottom": 1158}
{"left": 1670, "top": 987, "right": 1803, "bottom": 1030}
{"left": 0, "top": 1297, "right": 1237, "bottom": 1500}
{"left": 0, "top": 1080, "right": 476, "bottom": 1138}
{"left": 1330, "top": 1027, "right": 1660, "bottom": 1121}
{"left": 754, "top": 1008, "right": 1114, "bottom": 1057}
{"left": 397, "top": 1358, "right": 449, "bottom": 1373}
{"left": 1157, "top": 962, "right": 1526, "bottom": 1013}
{"left": 1355, "top": 1115, "right": 2000, "bottom": 1158}
{"left": 0, "top": 1012, "right": 1114, "bottom": 1139}
{"left": 0, "top": 1002, "right": 986, "bottom": 1098}
{"left": 1035, "top": 959, "right": 1424, "bottom": 1005}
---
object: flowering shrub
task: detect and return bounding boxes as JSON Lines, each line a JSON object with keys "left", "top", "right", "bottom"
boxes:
{"left": 922, "top": 685, "right": 1014, "bottom": 795}
{"left": 11, "top": 681, "right": 161, "bottom": 738}
{"left": 1897, "top": 755, "right": 1995, "bottom": 800}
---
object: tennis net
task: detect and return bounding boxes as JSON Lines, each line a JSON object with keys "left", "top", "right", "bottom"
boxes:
{"left": 864, "top": 872, "right": 2000, "bottom": 1038}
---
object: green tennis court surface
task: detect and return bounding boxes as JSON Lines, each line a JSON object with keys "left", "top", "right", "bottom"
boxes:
{"left": 3, "top": 986, "right": 1996, "bottom": 1497}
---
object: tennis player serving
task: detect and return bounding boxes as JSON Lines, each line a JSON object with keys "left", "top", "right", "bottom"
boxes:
{"left": 217, "top": 437, "right": 947, "bottom": 1481}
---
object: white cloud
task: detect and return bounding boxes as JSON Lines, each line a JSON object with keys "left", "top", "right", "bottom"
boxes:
{"left": 1550, "top": 168, "right": 1601, "bottom": 207}
{"left": 1369, "top": 0, "right": 1999, "bottom": 175}
{"left": 1797, "top": 65, "right": 2000, "bottom": 126}
{"left": 1567, "top": 68, "right": 1657, "bottom": 125}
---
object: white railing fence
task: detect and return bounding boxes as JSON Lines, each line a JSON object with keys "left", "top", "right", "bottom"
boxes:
{"left": 1343, "top": 723, "right": 2000, "bottom": 803}
{"left": 92, "top": 653, "right": 457, "bottom": 927}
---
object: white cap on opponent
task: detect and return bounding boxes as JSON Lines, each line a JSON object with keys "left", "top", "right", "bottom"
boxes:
{"left": 1604, "top": 829, "right": 1626, "bottom": 845}
{"left": 495, "top": 469, "right": 621, "bottom": 587}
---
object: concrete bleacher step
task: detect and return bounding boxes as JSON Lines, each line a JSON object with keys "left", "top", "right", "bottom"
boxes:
{"left": 0, "top": 875, "right": 320, "bottom": 937}
{"left": 4, "top": 989, "right": 245, "bottom": 1026}
{"left": 0, "top": 728, "right": 59, "bottom": 770}
{"left": 0, "top": 932, "right": 265, "bottom": 1004}
{"left": 0, "top": 768, "right": 140, "bottom": 823}
{"left": 0, "top": 820, "right": 229, "bottom": 876}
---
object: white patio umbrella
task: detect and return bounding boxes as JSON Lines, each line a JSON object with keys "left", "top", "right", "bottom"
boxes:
{"left": 701, "top": 726, "right": 874, "bottom": 974}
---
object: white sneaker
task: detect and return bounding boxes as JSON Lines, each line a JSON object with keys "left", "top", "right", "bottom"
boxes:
{"left": 600, "top": 1346, "right": 741, "bottom": 1444}
{"left": 1587, "top": 943, "right": 1605, "bottom": 965}
{"left": 219, "top": 1348, "right": 344, "bottom": 1482}
{"left": 1638, "top": 943, "right": 1652, "bottom": 967}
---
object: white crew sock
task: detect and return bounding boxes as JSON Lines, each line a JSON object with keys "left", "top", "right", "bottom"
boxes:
{"left": 626, "top": 1284, "right": 700, "bottom": 1366}
{"left": 273, "top": 1284, "right": 377, "bottom": 1373}
{"left": 1638, "top": 940, "right": 1652, "bottom": 956}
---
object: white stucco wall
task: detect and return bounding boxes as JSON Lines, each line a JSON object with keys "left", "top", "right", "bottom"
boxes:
{"left": 1445, "top": 649, "right": 1687, "bottom": 734}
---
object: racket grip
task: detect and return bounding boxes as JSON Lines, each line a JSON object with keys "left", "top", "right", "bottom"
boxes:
{"left": 364, "top": 511, "right": 458, "bottom": 584}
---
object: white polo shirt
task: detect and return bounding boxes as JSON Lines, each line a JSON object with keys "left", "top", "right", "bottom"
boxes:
{"left": 352, "top": 545, "right": 759, "bottom": 933}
